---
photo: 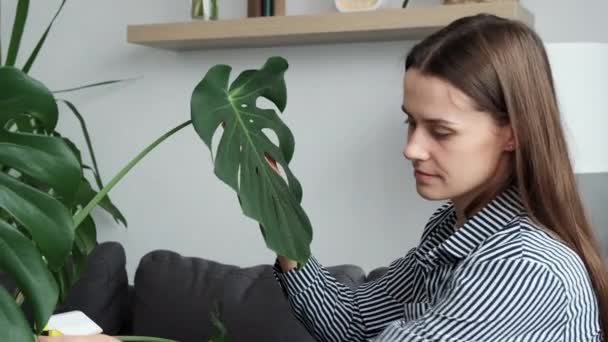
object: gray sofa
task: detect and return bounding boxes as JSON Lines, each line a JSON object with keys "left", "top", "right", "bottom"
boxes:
{"left": 50, "top": 241, "right": 388, "bottom": 342}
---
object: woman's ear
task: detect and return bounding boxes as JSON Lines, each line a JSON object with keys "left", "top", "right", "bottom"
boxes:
{"left": 503, "top": 126, "right": 516, "bottom": 151}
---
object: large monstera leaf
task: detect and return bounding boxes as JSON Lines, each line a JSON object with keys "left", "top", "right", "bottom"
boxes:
{"left": 0, "top": 67, "right": 58, "bottom": 130}
{"left": 0, "top": 219, "right": 58, "bottom": 337}
{"left": 0, "top": 1, "right": 134, "bottom": 340}
{"left": 191, "top": 57, "right": 312, "bottom": 265}
{"left": 0, "top": 66, "right": 79, "bottom": 337}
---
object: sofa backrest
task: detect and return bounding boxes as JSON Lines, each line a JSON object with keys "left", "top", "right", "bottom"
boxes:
{"left": 131, "top": 250, "right": 375, "bottom": 342}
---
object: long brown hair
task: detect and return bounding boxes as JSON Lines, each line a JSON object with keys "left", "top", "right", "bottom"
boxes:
{"left": 405, "top": 14, "right": 607, "bottom": 338}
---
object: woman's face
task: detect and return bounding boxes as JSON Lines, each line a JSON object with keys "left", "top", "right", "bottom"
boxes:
{"left": 402, "top": 69, "right": 514, "bottom": 204}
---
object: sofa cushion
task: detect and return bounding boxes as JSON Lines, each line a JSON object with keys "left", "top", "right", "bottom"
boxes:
{"left": 0, "top": 241, "right": 129, "bottom": 334}
{"left": 132, "top": 250, "right": 239, "bottom": 341}
{"left": 55, "top": 241, "right": 130, "bottom": 335}
{"left": 366, "top": 267, "right": 388, "bottom": 282}
{"left": 132, "top": 250, "right": 367, "bottom": 342}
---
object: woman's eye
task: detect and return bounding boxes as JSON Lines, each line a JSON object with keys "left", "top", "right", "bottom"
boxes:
{"left": 432, "top": 129, "right": 452, "bottom": 138}
{"left": 403, "top": 119, "right": 451, "bottom": 138}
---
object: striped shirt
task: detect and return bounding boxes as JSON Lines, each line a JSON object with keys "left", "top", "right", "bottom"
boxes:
{"left": 273, "top": 186, "right": 602, "bottom": 341}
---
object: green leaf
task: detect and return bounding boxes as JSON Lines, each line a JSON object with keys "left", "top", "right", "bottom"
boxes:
{"left": 71, "top": 244, "right": 88, "bottom": 279}
{"left": 61, "top": 139, "right": 125, "bottom": 225}
{"left": 22, "top": 0, "right": 66, "bottom": 73}
{"left": 191, "top": 56, "right": 312, "bottom": 264}
{"left": 98, "top": 193, "right": 128, "bottom": 227}
{"left": 52, "top": 264, "right": 75, "bottom": 306}
{"left": 61, "top": 136, "right": 83, "bottom": 166}
{"left": 73, "top": 214, "right": 97, "bottom": 255}
{"left": 64, "top": 136, "right": 127, "bottom": 226}
{"left": 0, "top": 286, "right": 35, "bottom": 342}
{"left": 0, "top": 220, "right": 58, "bottom": 335}
{"left": 5, "top": 0, "right": 29, "bottom": 67}
{"left": 0, "top": 129, "right": 82, "bottom": 204}
{"left": 53, "top": 78, "right": 136, "bottom": 94}
{"left": 0, "top": 2, "right": 3, "bottom": 65}
{"left": 0, "top": 67, "right": 58, "bottom": 130}
{"left": 209, "top": 304, "right": 230, "bottom": 342}
{"left": 58, "top": 99, "right": 104, "bottom": 190}
{"left": 0, "top": 172, "right": 74, "bottom": 271}
{"left": 74, "top": 176, "right": 127, "bottom": 227}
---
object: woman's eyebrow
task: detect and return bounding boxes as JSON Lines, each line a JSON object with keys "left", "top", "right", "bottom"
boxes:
{"left": 401, "top": 105, "right": 457, "bottom": 126}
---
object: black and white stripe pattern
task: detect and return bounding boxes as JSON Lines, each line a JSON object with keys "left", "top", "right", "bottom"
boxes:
{"left": 274, "top": 186, "right": 602, "bottom": 341}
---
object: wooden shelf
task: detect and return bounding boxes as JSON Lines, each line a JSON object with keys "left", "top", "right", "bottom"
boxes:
{"left": 127, "top": 2, "right": 533, "bottom": 50}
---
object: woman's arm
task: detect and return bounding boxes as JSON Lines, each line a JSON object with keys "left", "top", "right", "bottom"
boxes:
{"left": 373, "top": 258, "right": 571, "bottom": 341}
{"left": 274, "top": 248, "right": 422, "bottom": 342}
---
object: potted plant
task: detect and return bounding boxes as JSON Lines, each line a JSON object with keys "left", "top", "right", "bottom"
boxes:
{"left": 1, "top": 1, "right": 312, "bottom": 341}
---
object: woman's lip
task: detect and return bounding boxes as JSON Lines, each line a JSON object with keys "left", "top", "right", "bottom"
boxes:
{"left": 414, "top": 170, "right": 438, "bottom": 182}
{"left": 415, "top": 170, "right": 436, "bottom": 177}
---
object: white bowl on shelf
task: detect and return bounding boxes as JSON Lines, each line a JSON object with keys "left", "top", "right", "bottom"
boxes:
{"left": 334, "top": 0, "right": 385, "bottom": 12}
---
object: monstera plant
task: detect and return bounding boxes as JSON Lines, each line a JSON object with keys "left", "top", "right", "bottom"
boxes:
{"left": 0, "top": 0, "right": 127, "bottom": 305}
{"left": 1, "top": 1, "right": 311, "bottom": 341}
{"left": 1, "top": 0, "right": 131, "bottom": 340}
{"left": 77, "top": 56, "right": 313, "bottom": 265}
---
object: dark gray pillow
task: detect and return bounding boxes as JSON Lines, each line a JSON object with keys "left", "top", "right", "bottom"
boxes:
{"left": 0, "top": 242, "right": 129, "bottom": 334}
{"left": 131, "top": 250, "right": 239, "bottom": 341}
{"left": 56, "top": 241, "right": 130, "bottom": 335}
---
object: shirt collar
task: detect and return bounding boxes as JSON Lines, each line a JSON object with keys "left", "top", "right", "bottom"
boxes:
{"left": 416, "top": 185, "right": 525, "bottom": 270}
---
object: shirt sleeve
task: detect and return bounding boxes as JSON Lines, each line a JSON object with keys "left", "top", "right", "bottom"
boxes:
{"left": 373, "top": 258, "right": 568, "bottom": 342}
{"left": 273, "top": 248, "right": 422, "bottom": 342}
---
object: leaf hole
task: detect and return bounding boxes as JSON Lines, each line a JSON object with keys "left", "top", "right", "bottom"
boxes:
{"left": 7, "top": 169, "right": 21, "bottom": 178}
{"left": 261, "top": 128, "right": 279, "bottom": 146}
{"left": 237, "top": 165, "right": 241, "bottom": 191}
{"left": 276, "top": 163, "right": 289, "bottom": 186}
{"left": 256, "top": 97, "right": 281, "bottom": 111}
{"left": 211, "top": 122, "right": 224, "bottom": 160}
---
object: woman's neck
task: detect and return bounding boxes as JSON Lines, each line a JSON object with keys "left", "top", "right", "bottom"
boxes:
{"left": 452, "top": 176, "right": 514, "bottom": 228}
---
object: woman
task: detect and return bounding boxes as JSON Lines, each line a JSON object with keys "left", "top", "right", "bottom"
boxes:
{"left": 272, "top": 13, "right": 606, "bottom": 341}
{"left": 41, "top": 13, "right": 606, "bottom": 342}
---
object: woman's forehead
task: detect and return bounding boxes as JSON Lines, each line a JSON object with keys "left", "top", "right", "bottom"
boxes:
{"left": 403, "top": 70, "right": 479, "bottom": 120}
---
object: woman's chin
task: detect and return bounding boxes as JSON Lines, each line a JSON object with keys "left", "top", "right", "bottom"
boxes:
{"left": 415, "top": 183, "right": 449, "bottom": 201}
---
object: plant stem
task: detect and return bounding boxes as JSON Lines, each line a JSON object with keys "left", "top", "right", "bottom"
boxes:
{"left": 72, "top": 120, "right": 192, "bottom": 227}
{"left": 58, "top": 99, "right": 105, "bottom": 189}
{"left": 52, "top": 78, "right": 137, "bottom": 94}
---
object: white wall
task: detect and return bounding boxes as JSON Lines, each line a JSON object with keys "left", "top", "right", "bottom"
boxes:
{"left": 2, "top": 0, "right": 606, "bottom": 281}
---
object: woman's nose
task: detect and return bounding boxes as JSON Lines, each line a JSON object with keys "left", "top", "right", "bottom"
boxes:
{"left": 403, "top": 130, "right": 430, "bottom": 161}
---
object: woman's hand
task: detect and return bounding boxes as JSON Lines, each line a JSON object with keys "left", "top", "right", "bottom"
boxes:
{"left": 277, "top": 254, "right": 298, "bottom": 272}
{"left": 37, "top": 335, "right": 119, "bottom": 342}
{"left": 263, "top": 154, "right": 299, "bottom": 272}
